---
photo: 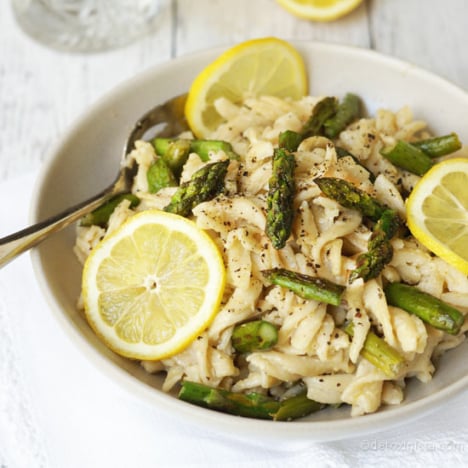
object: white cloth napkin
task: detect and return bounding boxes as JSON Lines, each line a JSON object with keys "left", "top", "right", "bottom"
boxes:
{"left": 1, "top": 172, "right": 468, "bottom": 468}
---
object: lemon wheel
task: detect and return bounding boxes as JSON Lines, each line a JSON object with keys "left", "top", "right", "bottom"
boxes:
{"left": 406, "top": 158, "right": 468, "bottom": 275}
{"left": 82, "top": 210, "right": 226, "bottom": 360}
{"left": 276, "top": 0, "right": 363, "bottom": 21}
{"left": 185, "top": 37, "right": 308, "bottom": 138}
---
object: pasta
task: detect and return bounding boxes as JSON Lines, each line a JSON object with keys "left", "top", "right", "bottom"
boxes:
{"left": 75, "top": 94, "right": 468, "bottom": 418}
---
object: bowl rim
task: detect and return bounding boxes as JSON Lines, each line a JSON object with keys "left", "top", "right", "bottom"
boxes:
{"left": 30, "top": 39, "right": 468, "bottom": 443}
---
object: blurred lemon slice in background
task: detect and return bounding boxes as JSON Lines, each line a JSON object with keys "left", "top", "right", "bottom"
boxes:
{"left": 406, "top": 158, "right": 468, "bottom": 275}
{"left": 185, "top": 37, "right": 308, "bottom": 138}
{"left": 82, "top": 210, "right": 226, "bottom": 360}
{"left": 276, "top": 0, "right": 363, "bottom": 21}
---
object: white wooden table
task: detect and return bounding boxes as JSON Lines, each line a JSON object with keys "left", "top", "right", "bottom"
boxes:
{"left": 2, "top": 0, "right": 468, "bottom": 182}
{"left": 2, "top": 1, "right": 468, "bottom": 467}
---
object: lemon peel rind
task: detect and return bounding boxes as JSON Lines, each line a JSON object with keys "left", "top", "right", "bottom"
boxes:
{"left": 185, "top": 37, "right": 308, "bottom": 139}
{"left": 276, "top": 0, "right": 363, "bottom": 22}
{"left": 406, "top": 158, "right": 468, "bottom": 275}
{"left": 82, "top": 209, "right": 226, "bottom": 360}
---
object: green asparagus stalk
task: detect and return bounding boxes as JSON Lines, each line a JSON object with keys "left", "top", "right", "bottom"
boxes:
{"left": 152, "top": 138, "right": 191, "bottom": 177}
{"left": 314, "top": 177, "right": 386, "bottom": 221}
{"left": 274, "top": 391, "right": 325, "bottom": 421}
{"left": 146, "top": 158, "right": 177, "bottom": 194}
{"left": 153, "top": 137, "right": 239, "bottom": 168}
{"left": 231, "top": 320, "right": 278, "bottom": 353}
{"left": 262, "top": 268, "right": 345, "bottom": 306}
{"left": 164, "top": 160, "right": 229, "bottom": 216}
{"left": 189, "top": 139, "right": 239, "bottom": 161}
{"left": 380, "top": 140, "right": 433, "bottom": 176}
{"left": 277, "top": 94, "right": 361, "bottom": 151}
{"left": 278, "top": 130, "right": 303, "bottom": 152}
{"left": 301, "top": 96, "right": 338, "bottom": 138}
{"left": 336, "top": 146, "right": 376, "bottom": 182}
{"left": 370, "top": 208, "right": 401, "bottom": 242}
{"left": 324, "top": 93, "right": 362, "bottom": 139}
{"left": 335, "top": 146, "right": 352, "bottom": 158}
{"left": 152, "top": 136, "right": 177, "bottom": 156}
{"left": 412, "top": 132, "right": 462, "bottom": 158}
{"left": 178, "top": 381, "right": 325, "bottom": 421}
{"left": 314, "top": 177, "right": 400, "bottom": 282}
{"left": 344, "top": 322, "right": 405, "bottom": 377}
{"left": 349, "top": 240, "right": 392, "bottom": 284}
{"left": 384, "top": 283, "right": 464, "bottom": 335}
{"left": 80, "top": 193, "right": 140, "bottom": 227}
{"left": 178, "top": 381, "right": 280, "bottom": 419}
{"left": 349, "top": 209, "right": 401, "bottom": 283}
{"left": 266, "top": 148, "right": 296, "bottom": 249}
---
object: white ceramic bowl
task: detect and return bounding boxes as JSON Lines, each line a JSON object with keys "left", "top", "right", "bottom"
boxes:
{"left": 31, "top": 41, "right": 468, "bottom": 442}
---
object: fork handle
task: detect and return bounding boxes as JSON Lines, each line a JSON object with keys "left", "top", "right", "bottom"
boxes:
{"left": 0, "top": 188, "right": 116, "bottom": 268}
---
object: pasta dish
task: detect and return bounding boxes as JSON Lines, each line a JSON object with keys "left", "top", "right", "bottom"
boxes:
{"left": 74, "top": 93, "right": 468, "bottom": 419}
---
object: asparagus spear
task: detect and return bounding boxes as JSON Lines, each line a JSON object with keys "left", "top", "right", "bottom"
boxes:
{"left": 164, "top": 160, "right": 229, "bottom": 216}
{"left": 314, "top": 177, "right": 400, "bottom": 282}
{"left": 314, "top": 177, "right": 386, "bottom": 221}
{"left": 80, "top": 193, "right": 140, "bottom": 227}
{"left": 412, "top": 132, "right": 462, "bottom": 158}
{"left": 336, "top": 146, "right": 375, "bottom": 182}
{"left": 266, "top": 148, "right": 296, "bottom": 249}
{"left": 335, "top": 146, "right": 353, "bottom": 158}
{"left": 324, "top": 93, "right": 362, "bottom": 139}
{"left": 301, "top": 96, "right": 339, "bottom": 138}
{"left": 231, "top": 320, "right": 278, "bottom": 353}
{"left": 152, "top": 136, "right": 180, "bottom": 156}
{"left": 262, "top": 268, "right": 345, "bottom": 306}
{"left": 278, "top": 92, "right": 360, "bottom": 152}
{"left": 380, "top": 140, "right": 433, "bottom": 176}
{"left": 384, "top": 283, "right": 464, "bottom": 335}
{"left": 349, "top": 239, "right": 392, "bottom": 284}
{"left": 349, "top": 209, "right": 401, "bottom": 283}
{"left": 146, "top": 158, "right": 177, "bottom": 194}
{"left": 371, "top": 208, "right": 401, "bottom": 241}
{"left": 153, "top": 137, "right": 239, "bottom": 168}
{"left": 152, "top": 138, "right": 191, "bottom": 177}
{"left": 344, "top": 322, "right": 405, "bottom": 377}
{"left": 178, "top": 381, "right": 325, "bottom": 421}
{"left": 190, "top": 139, "right": 239, "bottom": 161}
{"left": 274, "top": 391, "right": 325, "bottom": 421}
{"left": 278, "top": 130, "right": 303, "bottom": 152}
{"left": 178, "top": 381, "right": 279, "bottom": 419}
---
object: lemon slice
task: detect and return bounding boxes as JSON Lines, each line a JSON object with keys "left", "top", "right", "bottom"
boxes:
{"left": 406, "top": 158, "right": 468, "bottom": 275}
{"left": 276, "top": 0, "right": 363, "bottom": 21}
{"left": 82, "top": 210, "right": 226, "bottom": 360}
{"left": 185, "top": 37, "right": 308, "bottom": 138}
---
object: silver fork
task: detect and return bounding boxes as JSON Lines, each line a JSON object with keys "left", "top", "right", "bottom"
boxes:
{"left": 0, "top": 93, "right": 188, "bottom": 267}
